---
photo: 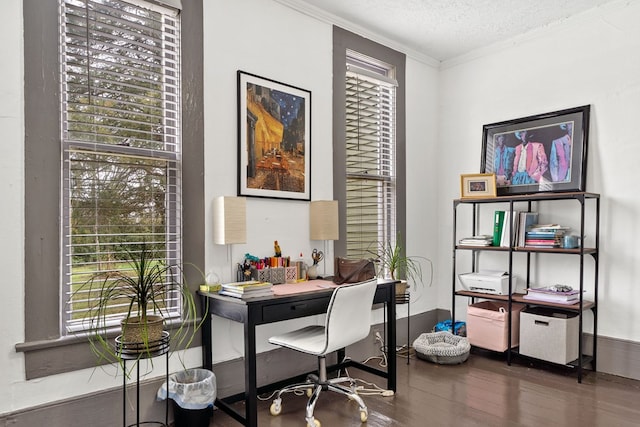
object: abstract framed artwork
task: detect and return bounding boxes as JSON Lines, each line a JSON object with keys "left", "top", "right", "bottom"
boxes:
{"left": 237, "top": 71, "right": 311, "bottom": 201}
{"left": 481, "top": 105, "right": 590, "bottom": 196}
{"left": 460, "top": 173, "right": 497, "bottom": 199}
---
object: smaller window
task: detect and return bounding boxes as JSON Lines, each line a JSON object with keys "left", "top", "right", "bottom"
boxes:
{"left": 344, "top": 50, "right": 398, "bottom": 261}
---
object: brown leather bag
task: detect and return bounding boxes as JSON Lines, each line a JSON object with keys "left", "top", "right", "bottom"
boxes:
{"left": 333, "top": 257, "right": 376, "bottom": 285}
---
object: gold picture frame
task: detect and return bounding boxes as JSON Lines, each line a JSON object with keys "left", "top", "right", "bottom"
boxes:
{"left": 460, "top": 173, "right": 497, "bottom": 199}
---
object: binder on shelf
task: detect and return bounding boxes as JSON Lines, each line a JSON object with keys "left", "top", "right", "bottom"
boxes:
{"left": 492, "top": 210, "right": 505, "bottom": 247}
{"left": 500, "top": 210, "right": 520, "bottom": 247}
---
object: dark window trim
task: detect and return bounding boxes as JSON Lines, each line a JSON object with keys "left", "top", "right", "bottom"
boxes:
{"left": 332, "top": 26, "right": 406, "bottom": 258}
{"left": 19, "top": 0, "right": 204, "bottom": 380}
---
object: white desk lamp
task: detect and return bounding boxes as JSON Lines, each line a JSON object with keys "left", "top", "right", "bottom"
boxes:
{"left": 213, "top": 196, "right": 247, "bottom": 282}
{"left": 310, "top": 200, "right": 339, "bottom": 277}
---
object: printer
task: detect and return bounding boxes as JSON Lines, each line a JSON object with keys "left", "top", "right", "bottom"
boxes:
{"left": 458, "top": 270, "right": 522, "bottom": 295}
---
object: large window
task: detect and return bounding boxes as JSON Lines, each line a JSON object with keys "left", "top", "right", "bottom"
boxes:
{"left": 20, "top": 0, "right": 204, "bottom": 379}
{"left": 332, "top": 27, "right": 406, "bottom": 266}
{"left": 60, "top": 0, "right": 182, "bottom": 334}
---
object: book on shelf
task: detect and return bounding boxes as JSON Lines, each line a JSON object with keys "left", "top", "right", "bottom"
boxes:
{"left": 492, "top": 210, "right": 505, "bottom": 247}
{"left": 527, "top": 224, "right": 570, "bottom": 233}
{"left": 524, "top": 224, "right": 569, "bottom": 248}
{"left": 525, "top": 231, "right": 559, "bottom": 238}
{"left": 517, "top": 212, "right": 539, "bottom": 247}
{"left": 523, "top": 238, "right": 561, "bottom": 248}
{"left": 523, "top": 286, "right": 582, "bottom": 304}
{"left": 459, "top": 235, "right": 493, "bottom": 246}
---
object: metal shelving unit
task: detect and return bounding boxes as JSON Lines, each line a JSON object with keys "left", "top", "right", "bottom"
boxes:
{"left": 451, "top": 192, "right": 599, "bottom": 383}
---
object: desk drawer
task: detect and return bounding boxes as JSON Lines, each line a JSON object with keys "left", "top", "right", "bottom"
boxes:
{"left": 262, "top": 298, "right": 329, "bottom": 323}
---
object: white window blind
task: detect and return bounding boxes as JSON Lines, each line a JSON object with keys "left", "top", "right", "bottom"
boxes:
{"left": 60, "top": 0, "right": 182, "bottom": 333}
{"left": 345, "top": 53, "right": 397, "bottom": 261}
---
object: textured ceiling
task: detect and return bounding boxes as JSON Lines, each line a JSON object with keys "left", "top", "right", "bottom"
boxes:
{"left": 280, "top": 0, "right": 616, "bottom": 61}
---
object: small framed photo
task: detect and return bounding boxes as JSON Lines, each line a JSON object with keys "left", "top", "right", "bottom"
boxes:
{"left": 460, "top": 173, "right": 497, "bottom": 199}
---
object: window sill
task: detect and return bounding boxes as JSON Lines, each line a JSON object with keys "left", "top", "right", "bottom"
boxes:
{"left": 16, "top": 317, "right": 203, "bottom": 379}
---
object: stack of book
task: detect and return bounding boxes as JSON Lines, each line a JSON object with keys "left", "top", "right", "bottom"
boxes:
{"left": 524, "top": 224, "right": 569, "bottom": 248}
{"left": 523, "top": 285, "right": 582, "bottom": 305}
{"left": 458, "top": 235, "right": 493, "bottom": 246}
{"left": 219, "top": 281, "right": 273, "bottom": 299}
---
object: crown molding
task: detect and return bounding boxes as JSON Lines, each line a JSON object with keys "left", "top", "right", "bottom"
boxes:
{"left": 273, "top": 0, "right": 440, "bottom": 67}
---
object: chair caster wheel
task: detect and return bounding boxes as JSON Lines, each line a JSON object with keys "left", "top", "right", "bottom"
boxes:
{"left": 269, "top": 399, "right": 282, "bottom": 416}
{"left": 306, "top": 387, "right": 314, "bottom": 397}
{"left": 360, "top": 408, "right": 368, "bottom": 422}
{"left": 306, "top": 419, "right": 320, "bottom": 427}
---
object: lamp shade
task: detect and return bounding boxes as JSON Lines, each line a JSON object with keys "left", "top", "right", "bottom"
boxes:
{"left": 310, "top": 200, "right": 339, "bottom": 240}
{"left": 213, "top": 196, "right": 247, "bottom": 244}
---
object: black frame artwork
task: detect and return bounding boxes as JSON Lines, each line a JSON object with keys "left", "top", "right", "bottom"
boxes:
{"left": 481, "top": 105, "right": 590, "bottom": 196}
{"left": 237, "top": 71, "right": 311, "bottom": 201}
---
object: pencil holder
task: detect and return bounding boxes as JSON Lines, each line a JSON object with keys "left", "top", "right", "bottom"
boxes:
{"left": 270, "top": 267, "right": 285, "bottom": 284}
{"left": 285, "top": 266, "right": 298, "bottom": 283}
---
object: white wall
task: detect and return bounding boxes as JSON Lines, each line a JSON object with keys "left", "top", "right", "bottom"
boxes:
{"left": 0, "top": 0, "right": 438, "bottom": 415}
{"left": 437, "top": 0, "right": 640, "bottom": 342}
{"left": 203, "top": 0, "right": 439, "bottom": 361}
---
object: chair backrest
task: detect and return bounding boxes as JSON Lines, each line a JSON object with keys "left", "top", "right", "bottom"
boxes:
{"left": 322, "top": 279, "right": 378, "bottom": 355}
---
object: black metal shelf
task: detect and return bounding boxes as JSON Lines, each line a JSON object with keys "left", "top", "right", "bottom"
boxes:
{"left": 456, "top": 244, "right": 597, "bottom": 255}
{"left": 455, "top": 290, "right": 595, "bottom": 312}
{"left": 451, "top": 191, "right": 600, "bottom": 383}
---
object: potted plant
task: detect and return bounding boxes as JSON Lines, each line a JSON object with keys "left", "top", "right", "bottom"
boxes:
{"left": 76, "top": 242, "right": 203, "bottom": 374}
{"left": 373, "top": 234, "right": 431, "bottom": 296}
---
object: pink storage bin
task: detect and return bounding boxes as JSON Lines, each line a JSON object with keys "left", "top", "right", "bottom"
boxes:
{"left": 466, "top": 301, "right": 525, "bottom": 352}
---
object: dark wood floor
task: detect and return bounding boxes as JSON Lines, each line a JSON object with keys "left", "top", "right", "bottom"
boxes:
{"left": 209, "top": 350, "right": 640, "bottom": 426}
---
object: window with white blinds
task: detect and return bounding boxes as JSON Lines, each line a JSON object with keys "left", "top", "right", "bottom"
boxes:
{"left": 345, "top": 52, "right": 397, "bottom": 260}
{"left": 60, "top": 0, "right": 182, "bottom": 333}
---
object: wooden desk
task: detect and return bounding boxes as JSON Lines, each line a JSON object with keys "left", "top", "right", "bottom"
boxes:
{"left": 199, "top": 279, "right": 398, "bottom": 427}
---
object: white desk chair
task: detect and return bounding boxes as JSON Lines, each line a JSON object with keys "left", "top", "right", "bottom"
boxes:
{"left": 268, "top": 279, "right": 378, "bottom": 427}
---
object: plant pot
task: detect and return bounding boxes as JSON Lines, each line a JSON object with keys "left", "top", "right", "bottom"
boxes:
{"left": 121, "top": 315, "right": 165, "bottom": 347}
{"left": 395, "top": 280, "right": 410, "bottom": 304}
{"left": 395, "top": 280, "right": 408, "bottom": 296}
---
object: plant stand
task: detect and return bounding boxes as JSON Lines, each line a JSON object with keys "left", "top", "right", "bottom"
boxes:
{"left": 117, "top": 331, "right": 170, "bottom": 427}
{"left": 396, "top": 289, "right": 411, "bottom": 364}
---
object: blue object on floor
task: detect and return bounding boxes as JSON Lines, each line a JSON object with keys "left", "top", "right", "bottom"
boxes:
{"left": 433, "top": 319, "right": 466, "bottom": 336}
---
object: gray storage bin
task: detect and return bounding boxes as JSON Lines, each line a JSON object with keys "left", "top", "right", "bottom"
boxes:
{"left": 519, "top": 307, "right": 579, "bottom": 364}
